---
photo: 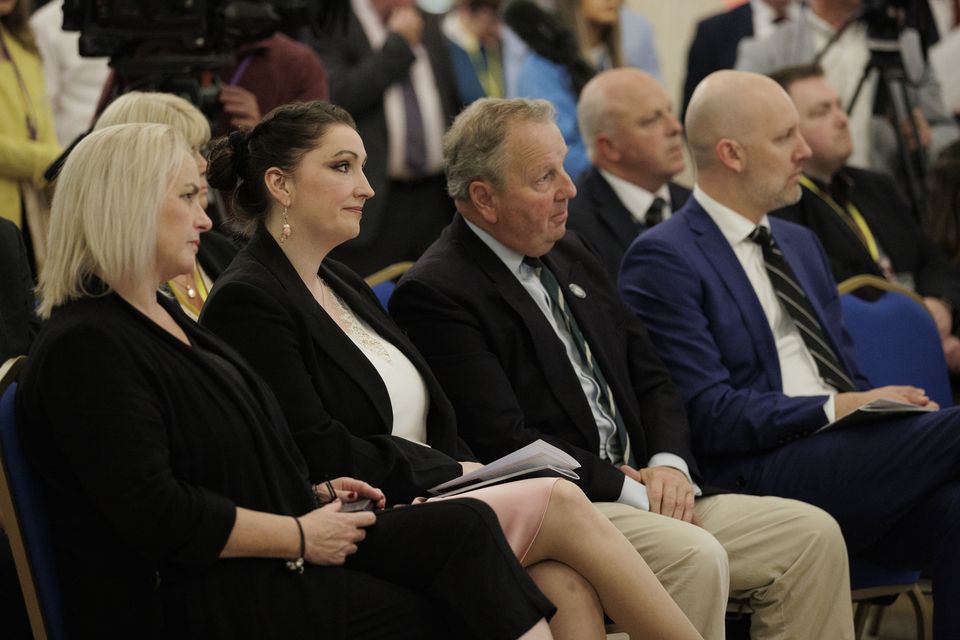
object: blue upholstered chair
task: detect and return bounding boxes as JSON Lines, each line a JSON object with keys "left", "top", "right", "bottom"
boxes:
{"left": 839, "top": 275, "right": 943, "bottom": 639}
{"left": 364, "top": 261, "right": 414, "bottom": 310}
{"left": 0, "top": 356, "right": 68, "bottom": 640}
{"left": 839, "top": 274, "right": 952, "bottom": 408}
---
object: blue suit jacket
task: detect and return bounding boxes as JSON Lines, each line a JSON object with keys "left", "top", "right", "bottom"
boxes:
{"left": 618, "top": 198, "right": 872, "bottom": 476}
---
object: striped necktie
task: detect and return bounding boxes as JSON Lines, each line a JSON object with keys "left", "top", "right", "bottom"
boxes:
{"left": 749, "top": 226, "right": 856, "bottom": 392}
{"left": 523, "top": 257, "right": 636, "bottom": 466}
{"left": 645, "top": 197, "right": 667, "bottom": 228}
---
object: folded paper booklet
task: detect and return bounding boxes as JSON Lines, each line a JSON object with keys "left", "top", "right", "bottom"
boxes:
{"left": 817, "top": 397, "right": 937, "bottom": 433}
{"left": 428, "top": 439, "right": 581, "bottom": 498}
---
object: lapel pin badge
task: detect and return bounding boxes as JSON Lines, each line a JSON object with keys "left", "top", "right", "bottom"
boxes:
{"left": 568, "top": 283, "right": 587, "bottom": 299}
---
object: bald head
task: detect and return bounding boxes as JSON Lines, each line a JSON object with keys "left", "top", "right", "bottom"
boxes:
{"left": 685, "top": 70, "right": 794, "bottom": 170}
{"left": 578, "top": 68, "right": 662, "bottom": 157}
{"left": 578, "top": 68, "right": 685, "bottom": 191}
{"left": 685, "top": 70, "right": 811, "bottom": 222}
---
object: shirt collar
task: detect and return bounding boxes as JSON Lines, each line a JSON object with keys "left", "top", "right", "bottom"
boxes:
{"left": 693, "top": 185, "right": 770, "bottom": 246}
{"left": 598, "top": 169, "right": 671, "bottom": 224}
{"left": 464, "top": 218, "right": 527, "bottom": 279}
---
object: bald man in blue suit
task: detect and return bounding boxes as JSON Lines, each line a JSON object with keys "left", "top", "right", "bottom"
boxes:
{"left": 620, "top": 70, "right": 960, "bottom": 640}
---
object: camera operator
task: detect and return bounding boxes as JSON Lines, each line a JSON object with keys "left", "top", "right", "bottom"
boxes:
{"left": 216, "top": 29, "right": 328, "bottom": 130}
{"left": 736, "top": 0, "right": 958, "bottom": 182}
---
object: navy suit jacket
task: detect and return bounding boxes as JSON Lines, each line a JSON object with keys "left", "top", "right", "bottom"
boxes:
{"left": 682, "top": 3, "right": 753, "bottom": 116}
{"left": 390, "top": 215, "right": 701, "bottom": 503}
{"left": 618, "top": 198, "right": 871, "bottom": 481}
{"left": 567, "top": 167, "right": 691, "bottom": 280}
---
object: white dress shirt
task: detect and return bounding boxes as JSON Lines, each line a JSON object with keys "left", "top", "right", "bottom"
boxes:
{"left": 694, "top": 187, "right": 836, "bottom": 423}
{"left": 465, "top": 219, "right": 702, "bottom": 509}
{"left": 598, "top": 169, "right": 672, "bottom": 226}
{"left": 751, "top": 0, "right": 801, "bottom": 41}
{"left": 805, "top": 9, "right": 874, "bottom": 169}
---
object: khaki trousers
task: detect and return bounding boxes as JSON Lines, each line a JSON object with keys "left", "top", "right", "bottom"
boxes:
{"left": 596, "top": 494, "right": 854, "bottom": 640}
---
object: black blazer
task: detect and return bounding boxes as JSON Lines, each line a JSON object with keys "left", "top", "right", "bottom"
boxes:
{"left": 567, "top": 168, "right": 691, "bottom": 280}
{"left": 201, "top": 227, "right": 468, "bottom": 504}
{"left": 311, "top": 9, "right": 460, "bottom": 246}
{"left": 197, "top": 229, "right": 242, "bottom": 281}
{"left": 0, "top": 218, "right": 39, "bottom": 362}
{"left": 772, "top": 167, "right": 960, "bottom": 316}
{"left": 390, "top": 216, "right": 701, "bottom": 503}
{"left": 682, "top": 2, "right": 753, "bottom": 116}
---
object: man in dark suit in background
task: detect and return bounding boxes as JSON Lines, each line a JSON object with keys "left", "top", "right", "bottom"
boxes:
{"left": 570, "top": 68, "right": 691, "bottom": 280}
{"left": 769, "top": 64, "right": 960, "bottom": 371}
{"left": 390, "top": 96, "right": 855, "bottom": 640}
{"left": 682, "top": 0, "right": 798, "bottom": 116}
{"left": 311, "top": 0, "right": 460, "bottom": 276}
{"left": 620, "top": 70, "right": 960, "bottom": 639}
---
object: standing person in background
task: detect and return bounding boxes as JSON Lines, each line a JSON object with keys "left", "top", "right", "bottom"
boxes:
{"left": 926, "top": 140, "right": 960, "bottom": 264}
{"left": 682, "top": 0, "right": 798, "bottom": 118}
{"left": 29, "top": 0, "right": 109, "bottom": 147}
{"left": 0, "top": 0, "right": 60, "bottom": 273}
{"left": 217, "top": 30, "right": 329, "bottom": 132}
{"left": 514, "top": 0, "right": 661, "bottom": 180}
{"left": 309, "top": 0, "right": 460, "bottom": 277}
{"left": 444, "top": 0, "right": 527, "bottom": 105}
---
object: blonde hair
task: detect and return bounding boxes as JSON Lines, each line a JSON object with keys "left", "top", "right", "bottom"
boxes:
{"left": 444, "top": 98, "right": 555, "bottom": 201}
{"left": 95, "top": 91, "right": 211, "bottom": 149}
{"left": 38, "top": 123, "right": 189, "bottom": 318}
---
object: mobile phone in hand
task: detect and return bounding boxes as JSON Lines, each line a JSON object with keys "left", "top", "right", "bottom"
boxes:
{"left": 340, "top": 498, "right": 375, "bottom": 513}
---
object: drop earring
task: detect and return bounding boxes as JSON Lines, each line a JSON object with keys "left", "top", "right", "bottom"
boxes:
{"left": 279, "top": 206, "right": 292, "bottom": 244}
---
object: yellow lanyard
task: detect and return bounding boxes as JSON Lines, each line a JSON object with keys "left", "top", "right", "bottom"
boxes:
{"left": 799, "top": 175, "right": 880, "bottom": 262}
{"left": 468, "top": 42, "right": 504, "bottom": 98}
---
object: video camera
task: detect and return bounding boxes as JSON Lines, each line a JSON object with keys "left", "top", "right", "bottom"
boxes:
{"left": 60, "top": 1, "right": 341, "bottom": 127}
{"left": 859, "top": 0, "right": 912, "bottom": 41}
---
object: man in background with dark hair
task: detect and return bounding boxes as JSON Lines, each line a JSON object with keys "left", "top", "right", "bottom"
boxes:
{"left": 769, "top": 63, "right": 960, "bottom": 371}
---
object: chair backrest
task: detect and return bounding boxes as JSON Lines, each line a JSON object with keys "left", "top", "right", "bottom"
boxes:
{"left": 838, "top": 275, "right": 953, "bottom": 408}
{"left": 0, "top": 357, "right": 68, "bottom": 640}
{"left": 364, "top": 261, "right": 415, "bottom": 310}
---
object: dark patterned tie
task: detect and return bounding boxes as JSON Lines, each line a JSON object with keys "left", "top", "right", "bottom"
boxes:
{"left": 400, "top": 75, "right": 427, "bottom": 176}
{"left": 749, "top": 226, "right": 856, "bottom": 392}
{"left": 645, "top": 197, "right": 667, "bottom": 228}
{"left": 524, "top": 257, "right": 636, "bottom": 466}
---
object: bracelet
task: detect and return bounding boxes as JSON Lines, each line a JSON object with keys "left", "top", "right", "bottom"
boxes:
{"left": 285, "top": 516, "right": 305, "bottom": 574}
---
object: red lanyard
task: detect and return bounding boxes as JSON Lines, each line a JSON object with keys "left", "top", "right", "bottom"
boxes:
{"left": 0, "top": 29, "right": 38, "bottom": 141}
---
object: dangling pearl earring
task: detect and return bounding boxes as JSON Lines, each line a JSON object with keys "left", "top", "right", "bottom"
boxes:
{"left": 279, "top": 206, "right": 292, "bottom": 244}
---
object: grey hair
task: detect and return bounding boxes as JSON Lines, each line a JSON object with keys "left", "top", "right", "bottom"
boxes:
{"left": 443, "top": 97, "right": 556, "bottom": 201}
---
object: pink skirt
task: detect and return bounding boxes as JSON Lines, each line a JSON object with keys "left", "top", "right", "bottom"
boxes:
{"left": 425, "top": 477, "right": 559, "bottom": 562}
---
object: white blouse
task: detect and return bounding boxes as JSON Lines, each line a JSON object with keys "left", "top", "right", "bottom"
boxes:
{"left": 330, "top": 290, "right": 431, "bottom": 445}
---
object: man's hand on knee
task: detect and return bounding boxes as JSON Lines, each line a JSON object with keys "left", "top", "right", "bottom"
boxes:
{"left": 621, "top": 465, "right": 697, "bottom": 524}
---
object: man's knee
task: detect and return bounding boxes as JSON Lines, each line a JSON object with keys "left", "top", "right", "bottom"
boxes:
{"left": 781, "top": 500, "right": 848, "bottom": 565}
